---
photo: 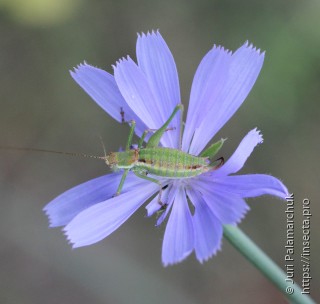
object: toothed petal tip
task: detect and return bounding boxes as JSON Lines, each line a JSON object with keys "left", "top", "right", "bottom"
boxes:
{"left": 196, "top": 244, "right": 223, "bottom": 264}
{"left": 162, "top": 249, "right": 193, "bottom": 267}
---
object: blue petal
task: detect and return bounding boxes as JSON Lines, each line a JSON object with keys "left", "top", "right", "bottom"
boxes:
{"left": 44, "top": 173, "right": 120, "bottom": 227}
{"left": 114, "top": 57, "right": 174, "bottom": 148}
{"left": 162, "top": 187, "right": 194, "bottom": 266}
{"left": 70, "top": 63, "right": 146, "bottom": 136}
{"left": 188, "top": 43, "right": 265, "bottom": 155}
{"left": 193, "top": 177, "right": 250, "bottom": 225}
{"left": 213, "top": 128, "right": 263, "bottom": 176}
{"left": 214, "top": 174, "right": 289, "bottom": 199}
{"left": 182, "top": 46, "right": 231, "bottom": 152}
{"left": 145, "top": 196, "right": 161, "bottom": 217}
{"left": 44, "top": 172, "right": 143, "bottom": 227}
{"left": 187, "top": 188, "right": 222, "bottom": 263}
{"left": 137, "top": 31, "right": 181, "bottom": 148}
{"left": 64, "top": 183, "right": 159, "bottom": 248}
{"left": 205, "top": 193, "right": 249, "bottom": 225}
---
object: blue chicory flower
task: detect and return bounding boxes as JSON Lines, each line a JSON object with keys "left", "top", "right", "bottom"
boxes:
{"left": 44, "top": 31, "right": 288, "bottom": 266}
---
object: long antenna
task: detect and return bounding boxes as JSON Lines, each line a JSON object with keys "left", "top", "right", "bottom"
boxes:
{"left": 0, "top": 146, "right": 106, "bottom": 161}
{"left": 98, "top": 135, "right": 107, "bottom": 158}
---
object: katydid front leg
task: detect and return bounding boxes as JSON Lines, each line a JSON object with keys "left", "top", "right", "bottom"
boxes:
{"left": 114, "top": 120, "right": 136, "bottom": 197}
{"left": 125, "top": 120, "right": 136, "bottom": 151}
{"left": 114, "top": 169, "right": 130, "bottom": 196}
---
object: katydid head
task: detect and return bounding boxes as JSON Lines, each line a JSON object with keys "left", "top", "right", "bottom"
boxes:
{"left": 104, "top": 150, "right": 138, "bottom": 170}
{"left": 103, "top": 152, "right": 118, "bottom": 168}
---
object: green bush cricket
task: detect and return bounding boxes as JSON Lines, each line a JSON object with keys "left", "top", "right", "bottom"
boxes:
{"left": 0, "top": 104, "right": 225, "bottom": 206}
{"left": 106, "top": 104, "right": 225, "bottom": 205}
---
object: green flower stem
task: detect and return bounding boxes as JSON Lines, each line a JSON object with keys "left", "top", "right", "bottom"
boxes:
{"left": 223, "top": 225, "right": 315, "bottom": 304}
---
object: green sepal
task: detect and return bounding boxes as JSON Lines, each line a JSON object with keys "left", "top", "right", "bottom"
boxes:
{"left": 200, "top": 138, "right": 226, "bottom": 159}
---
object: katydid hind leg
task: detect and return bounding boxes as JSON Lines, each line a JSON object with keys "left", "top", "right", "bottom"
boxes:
{"left": 146, "top": 104, "right": 183, "bottom": 148}
{"left": 138, "top": 126, "right": 176, "bottom": 149}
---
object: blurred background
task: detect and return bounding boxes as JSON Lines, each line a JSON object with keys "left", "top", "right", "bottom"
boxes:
{"left": 0, "top": 0, "right": 319, "bottom": 303}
